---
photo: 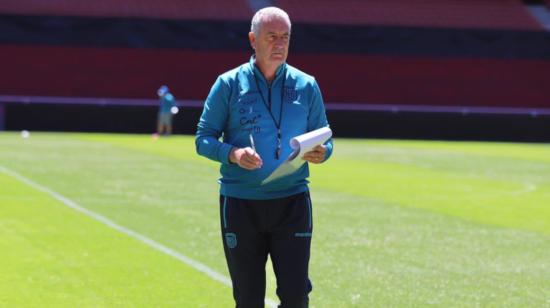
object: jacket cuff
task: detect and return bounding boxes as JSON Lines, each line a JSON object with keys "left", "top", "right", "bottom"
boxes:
{"left": 219, "top": 143, "right": 234, "bottom": 164}
{"left": 322, "top": 142, "right": 333, "bottom": 162}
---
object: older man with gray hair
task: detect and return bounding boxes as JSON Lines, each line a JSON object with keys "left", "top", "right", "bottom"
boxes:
{"left": 196, "top": 6, "right": 333, "bottom": 307}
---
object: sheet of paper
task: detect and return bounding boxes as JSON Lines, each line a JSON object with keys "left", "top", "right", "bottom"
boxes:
{"left": 262, "top": 127, "right": 332, "bottom": 184}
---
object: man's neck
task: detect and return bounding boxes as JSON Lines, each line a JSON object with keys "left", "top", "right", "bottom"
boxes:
{"left": 255, "top": 59, "right": 278, "bottom": 83}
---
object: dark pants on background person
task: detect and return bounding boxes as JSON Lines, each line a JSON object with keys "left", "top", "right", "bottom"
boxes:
{"left": 220, "top": 191, "right": 313, "bottom": 308}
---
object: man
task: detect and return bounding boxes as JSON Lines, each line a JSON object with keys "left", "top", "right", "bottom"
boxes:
{"left": 196, "top": 7, "right": 333, "bottom": 308}
{"left": 156, "top": 85, "right": 177, "bottom": 135}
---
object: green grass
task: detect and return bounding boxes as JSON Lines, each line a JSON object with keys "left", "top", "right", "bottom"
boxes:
{"left": 1, "top": 132, "right": 549, "bottom": 307}
{"left": 0, "top": 163, "right": 232, "bottom": 307}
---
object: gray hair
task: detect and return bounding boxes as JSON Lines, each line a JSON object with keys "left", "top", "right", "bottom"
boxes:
{"left": 250, "top": 7, "right": 291, "bottom": 36}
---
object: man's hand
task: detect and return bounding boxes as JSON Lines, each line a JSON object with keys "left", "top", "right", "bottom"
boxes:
{"left": 230, "top": 147, "right": 263, "bottom": 170}
{"left": 302, "top": 145, "right": 326, "bottom": 164}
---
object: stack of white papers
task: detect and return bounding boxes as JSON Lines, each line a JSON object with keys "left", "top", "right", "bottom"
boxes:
{"left": 262, "top": 127, "right": 332, "bottom": 184}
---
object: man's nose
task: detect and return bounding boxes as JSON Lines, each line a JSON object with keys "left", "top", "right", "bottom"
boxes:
{"left": 274, "top": 37, "right": 286, "bottom": 47}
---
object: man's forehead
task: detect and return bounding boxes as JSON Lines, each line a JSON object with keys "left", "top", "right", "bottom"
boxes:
{"left": 261, "top": 18, "right": 290, "bottom": 33}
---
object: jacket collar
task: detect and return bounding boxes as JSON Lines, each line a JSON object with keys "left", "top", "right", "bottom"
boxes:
{"left": 249, "top": 55, "right": 286, "bottom": 85}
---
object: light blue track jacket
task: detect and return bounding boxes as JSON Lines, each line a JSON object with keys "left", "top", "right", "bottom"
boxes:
{"left": 196, "top": 56, "right": 333, "bottom": 200}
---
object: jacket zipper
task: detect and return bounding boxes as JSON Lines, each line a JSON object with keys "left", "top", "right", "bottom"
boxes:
{"left": 268, "top": 83, "right": 272, "bottom": 110}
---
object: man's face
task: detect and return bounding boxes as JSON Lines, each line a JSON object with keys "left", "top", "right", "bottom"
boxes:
{"left": 249, "top": 17, "right": 290, "bottom": 69}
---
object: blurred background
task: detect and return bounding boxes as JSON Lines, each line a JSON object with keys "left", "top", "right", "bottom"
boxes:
{"left": 1, "top": 0, "right": 549, "bottom": 141}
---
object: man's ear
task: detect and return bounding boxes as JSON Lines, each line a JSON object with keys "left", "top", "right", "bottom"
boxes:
{"left": 248, "top": 32, "right": 256, "bottom": 50}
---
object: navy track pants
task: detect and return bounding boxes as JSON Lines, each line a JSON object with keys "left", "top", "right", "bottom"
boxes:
{"left": 220, "top": 191, "right": 313, "bottom": 308}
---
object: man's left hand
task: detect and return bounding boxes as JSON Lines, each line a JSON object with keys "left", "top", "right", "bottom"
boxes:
{"left": 302, "top": 145, "right": 326, "bottom": 164}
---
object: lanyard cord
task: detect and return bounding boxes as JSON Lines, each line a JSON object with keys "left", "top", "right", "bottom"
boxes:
{"left": 252, "top": 66, "right": 286, "bottom": 159}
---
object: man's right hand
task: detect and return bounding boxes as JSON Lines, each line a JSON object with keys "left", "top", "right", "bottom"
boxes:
{"left": 230, "top": 147, "right": 263, "bottom": 170}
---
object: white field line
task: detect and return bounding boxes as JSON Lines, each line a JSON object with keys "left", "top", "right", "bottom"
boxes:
{"left": 0, "top": 165, "right": 278, "bottom": 308}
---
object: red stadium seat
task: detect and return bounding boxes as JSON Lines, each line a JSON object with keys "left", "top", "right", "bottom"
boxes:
{"left": 0, "top": 0, "right": 252, "bottom": 20}
{"left": 276, "top": 0, "right": 543, "bottom": 30}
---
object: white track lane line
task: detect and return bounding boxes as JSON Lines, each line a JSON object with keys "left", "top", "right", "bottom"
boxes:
{"left": 0, "top": 165, "right": 278, "bottom": 308}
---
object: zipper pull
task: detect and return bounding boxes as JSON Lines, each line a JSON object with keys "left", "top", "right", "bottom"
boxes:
{"left": 276, "top": 129, "right": 281, "bottom": 159}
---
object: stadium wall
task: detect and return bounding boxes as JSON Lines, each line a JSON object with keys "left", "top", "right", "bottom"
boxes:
{"left": 4, "top": 102, "right": 550, "bottom": 141}
{"left": 1, "top": 45, "right": 550, "bottom": 109}
{"left": 1, "top": 15, "right": 550, "bottom": 140}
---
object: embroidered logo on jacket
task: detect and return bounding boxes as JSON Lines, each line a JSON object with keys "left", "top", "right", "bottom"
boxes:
{"left": 284, "top": 88, "right": 298, "bottom": 102}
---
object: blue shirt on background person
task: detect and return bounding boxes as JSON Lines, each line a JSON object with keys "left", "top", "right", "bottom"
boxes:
{"left": 157, "top": 85, "right": 177, "bottom": 136}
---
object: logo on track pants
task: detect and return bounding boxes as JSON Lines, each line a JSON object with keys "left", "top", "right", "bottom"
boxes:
{"left": 225, "top": 232, "right": 237, "bottom": 249}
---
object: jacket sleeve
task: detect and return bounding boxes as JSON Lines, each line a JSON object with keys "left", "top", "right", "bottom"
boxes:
{"left": 195, "top": 77, "right": 234, "bottom": 164}
{"left": 308, "top": 80, "right": 334, "bottom": 162}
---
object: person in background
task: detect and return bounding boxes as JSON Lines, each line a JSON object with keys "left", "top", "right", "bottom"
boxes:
{"left": 195, "top": 7, "right": 333, "bottom": 307}
{"left": 156, "top": 85, "right": 177, "bottom": 136}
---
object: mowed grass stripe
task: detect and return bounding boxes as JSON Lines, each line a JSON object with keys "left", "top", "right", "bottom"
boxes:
{"left": 0, "top": 170, "right": 233, "bottom": 307}
{"left": 77, "top": 133, "right": 550, "bottom": 234}
{"left": 75, "top": 133, "right": 215, "bottom": 166}
{"left": 312, "top": 158, "right": 550, "bottom": 234}
{"left": 310, "top": 189, "right": 550, "bottom": 306}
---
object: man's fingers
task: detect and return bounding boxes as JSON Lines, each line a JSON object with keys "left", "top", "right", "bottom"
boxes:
{"left": 243, "top": 155, "right": 259, "bottom": 166}
{"left": 304, "top": 157, "right": 321, "bottom": 164}
{"left": 303, "top": 152, "right": 324, "bottom": 160}
{"left": 240, "top": 161, "right": 257, "bottom": 170}
{"left": 239, "top": 156, "right": 259, "bottom": 169}
{"left": 314, "top": 145, "right": 326, "bottom": 153}
{"left": 243, "top": 147, "right": 262, "bottom": 161}
{"left": 303, "top": 150, "right": 324, "bottom": 164}
{"left": 243, "top": 155, "right": 262, "bottom": 167}
{"left": 239, "top": 147, "right": 262, "bottom": 169}
{"left": 244, "top": 147, "right": 256, "bottom": 156}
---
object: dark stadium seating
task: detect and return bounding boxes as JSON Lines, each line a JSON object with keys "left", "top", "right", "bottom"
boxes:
{"left": 276, "top": 0, "right": 542, "bottom": 30}
{"left": 0, "top": 0, "right": 252, "bottom": 20}
{"left": 5, "top": 0, "right": 540, "bottom": 30}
